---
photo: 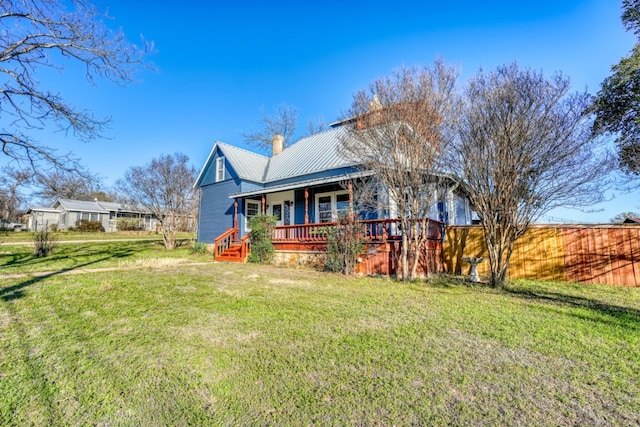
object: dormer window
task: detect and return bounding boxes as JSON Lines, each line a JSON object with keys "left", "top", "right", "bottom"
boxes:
{"left": 216, "top": 157, "right": 225, "bottom": 182}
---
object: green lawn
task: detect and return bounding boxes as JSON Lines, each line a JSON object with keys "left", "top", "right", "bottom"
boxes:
{"left": 0, "top": 254, "right": 639, "bottom": 425}
{"left": 0, "top": 230, "right": 194, "bottom": 243}
{"left": 0, "top": 239, "right": 207, "bottom": 275}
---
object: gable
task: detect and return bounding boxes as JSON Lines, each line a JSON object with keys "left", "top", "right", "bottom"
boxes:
{"left": 196, "top": 142, "right": 269, "bottom": 187}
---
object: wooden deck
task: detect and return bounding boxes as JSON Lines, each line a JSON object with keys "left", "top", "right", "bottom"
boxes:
{"left": 214, "top": 218, "right": 446, "bottom": 276}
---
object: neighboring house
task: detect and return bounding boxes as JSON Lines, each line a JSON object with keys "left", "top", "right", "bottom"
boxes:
{"left": 623, "top": 217, "right": 640, "bottom": 224}
{"left": 27, "top": 199, "right": 157, "bottom": 232}
{"left": 195, "top": 123, "right": 473, "bottom": 245}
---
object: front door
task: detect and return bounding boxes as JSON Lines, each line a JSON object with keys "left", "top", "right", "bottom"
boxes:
{"left": 272, "top": 203, "right": 283, "bottom": 226}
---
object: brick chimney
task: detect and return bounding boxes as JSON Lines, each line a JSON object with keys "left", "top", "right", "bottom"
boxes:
{"left": 272, "top": 134, "right": 284, "bottom": 156}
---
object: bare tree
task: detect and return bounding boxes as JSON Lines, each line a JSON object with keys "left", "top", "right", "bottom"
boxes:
{"left": 32, "top": 169, "right": 111, "bottom": 203}
{"left": 306, "top": 115, "right": 328, "bottom": 136}
{"left": 611, "top": 211, "right": 640, "bottom": 223}
{"left": 241, "top": 104, "right": 298, "bottom": 152}
{"left": 447, "top": 63, "right": 612, "bottom": 287}
{"left": 0, "top": 0, "right": 150, "bottom": 171}
{"left": 339, "top": 61, "right": 459, "bottom": 281}
{"left": 0, "top": 165, "right": 30, "bottom": 220}
{"left": 116, "top": 153, "right": 197, "bottom": 250}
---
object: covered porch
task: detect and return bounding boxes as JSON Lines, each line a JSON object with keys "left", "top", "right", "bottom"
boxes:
{"left": 228, "top": 173, "right": 376, "bottom": 238}
{"left": 213, "top": 217, "right": 445, "bottom": 276}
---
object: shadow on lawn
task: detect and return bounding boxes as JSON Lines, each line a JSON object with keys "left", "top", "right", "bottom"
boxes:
{"left": 503, "top": 285, "right": 640, "bottom": 330}
{"left": 0, "top": 244, "right": 138, "bottom": 302}
{"left": 423, "top": 274, "right": 640, "bottom": 330}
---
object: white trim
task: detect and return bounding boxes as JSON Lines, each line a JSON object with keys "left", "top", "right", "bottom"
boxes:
{"left": 194, "top": 142, "right": 219, "bottom": 188}
{"left": 215, "top": 156, "right": 225, "bottom": 182}
{"left": 266, "top": 191, "right": 294, "bottom": 226}
{"left": 244, "top": 200, "right": 261, "bottom": 232}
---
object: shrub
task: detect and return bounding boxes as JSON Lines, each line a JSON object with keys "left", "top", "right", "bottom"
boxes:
{"left": 49, "top": 223, "right": 58, "bottom": 232}
{"left": 76, "top": 220, "right": 103, "bottom": 232}
{"left": 117, "top": 218, "right": 143, "bottom": 231}
{"left": 325, "top": 214, "right": 365, "bottom": 275}
{"left": 247, "top": 214, "right": 277, "bottom": 264}
{"left": 33, "top": 229, "right": 59, "bottom": 258}
{"left": 190, "top": 242, "right": 209, "bottom": 255}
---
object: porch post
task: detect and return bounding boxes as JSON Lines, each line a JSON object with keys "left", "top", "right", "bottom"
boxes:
{"left": 233, "top": 199, "right": 238, "bottom": 230}
{"left": 261, "top": 194, "right": 266, "bottom": 215}
{"left": 304, "top": 188, "right": 309, "bottom": 224}
{"left": 348, "top": 180, "right": 353, "bottom": 213}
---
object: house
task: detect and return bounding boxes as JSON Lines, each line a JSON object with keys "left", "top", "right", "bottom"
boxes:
{"left": 195, "top": 121, "right": 473, "bottom": 271}
{"left": 27, "top": 199, "right": 157, "bottom": 232}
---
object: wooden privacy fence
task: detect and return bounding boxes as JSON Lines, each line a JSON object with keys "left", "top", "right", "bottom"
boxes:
{"left": 444, "top": 225, "right": 640, "bottom": 287}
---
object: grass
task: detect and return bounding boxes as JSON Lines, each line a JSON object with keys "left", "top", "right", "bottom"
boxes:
{"left": 0, "top": 239, "right": 207, "bottom": 275}
{"left": 0, "top": 254, "right": 639, "bottom": 425}
{"left": 0, "top": 230, "right": 194, "bottom": 243}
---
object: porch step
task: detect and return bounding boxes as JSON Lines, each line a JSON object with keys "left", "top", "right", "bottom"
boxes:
{"left": 216, "top": 244, "right": 246, "bottom": 263}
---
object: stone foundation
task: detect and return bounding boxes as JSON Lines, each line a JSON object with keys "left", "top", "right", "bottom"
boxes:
{"left": 273, "top": 250, "right": 326, "bottom": 269}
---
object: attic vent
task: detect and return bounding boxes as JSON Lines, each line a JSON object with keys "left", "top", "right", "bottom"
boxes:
{"left": 272, "top": 134, "right": 284, "bottom": 156}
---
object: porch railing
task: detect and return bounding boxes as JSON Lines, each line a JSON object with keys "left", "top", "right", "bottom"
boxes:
{"left": 213, "top": 227, "right": 239, "bottom": 258}
{"left": 240, "top": 233, "right": 251, "bottom": 259}
{"left": 272, "top": 218, "right": 444, "bottom": 243}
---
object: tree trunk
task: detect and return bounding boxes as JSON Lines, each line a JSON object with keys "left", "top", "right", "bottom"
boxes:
{"left": 400, "top": 227, "right": 409, "bottom": 282}
{"left": 161, "top": 223, "right": 176, "bottom": 250}
{"left": 485, "top": 226, "right": 515, "bottom": 288}
{"left": 409, "top": 219, "right": 423, "bottom": 281}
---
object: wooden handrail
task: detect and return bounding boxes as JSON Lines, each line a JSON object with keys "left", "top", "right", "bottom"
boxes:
{"left": 271, "top": 218, "right": 444, "bottom": 243}
{"left": 240, "top": 233, "right": 251, "bottom": 259}
{"left": 213, "top": 228, "right": 239, "bottom": 259}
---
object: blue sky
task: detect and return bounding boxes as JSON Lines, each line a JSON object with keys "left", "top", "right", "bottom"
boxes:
{"left": 15, "top": 0, "right": 639, "bottom": 222}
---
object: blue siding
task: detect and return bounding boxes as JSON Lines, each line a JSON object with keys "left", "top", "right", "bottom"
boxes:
{"left": 197, "top": 179, "right": 241, "bottom": 243}
{"left": 294, "top": 189, "right": 306, "bottom": 224}
{"left": 199, "top": 148, "right": 229, "bottom": 186}
{"left": 199, "top": 156, "right": 217, "bottom": 186}
{"left": 240, "top": 181, "right": 263, "bottom": 193}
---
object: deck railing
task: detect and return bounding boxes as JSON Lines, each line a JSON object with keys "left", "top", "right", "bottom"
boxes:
{"left": 240, "top": 233, "right": 251, "bottom": 259}
{"left": 213, "top": 227, "right": 239, "bottom": 258}
{"left": 272, "top": 218, "right": 444, "bottom": 243}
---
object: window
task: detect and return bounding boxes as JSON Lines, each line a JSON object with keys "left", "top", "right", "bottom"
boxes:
{"left": 453, "top": 195, "right": 468, "bottom": 225}
{"left": 245, "top": 201, "right": 260, "bottom": 231}
{"left": 272, "top": 204, "right": 282, "bottom": 221}
{"left": 336, "top": 193, "right": 350, "bottom": 218}
{"left": 315, "top": 191, "right": 350, "bottom": 223}
{"left": 80, "top": 212, "right": 99, "bottom": 222}
{"left": 318, "top": 196, "right": 332, "bottom": 223}
{"left": 216, "top": 157, "right": 225, "bottom": 182}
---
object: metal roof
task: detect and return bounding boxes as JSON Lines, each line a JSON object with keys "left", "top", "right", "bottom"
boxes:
{"left": 229, "top": 170, "right": 374, "bottom": 198}
{"left": 217, "top": 142, "right": 270, "bottom": 182}
{"left": 196, "top": 125, "right": 362, "bottom": 189}
{"left": 48, "top": 199, "right": 152, "bottom": 215}
{"left": 55, "top": 199, "right": 108, "bottom": 213}
{"left": 263, "top": 126, "right": 357, "bottom": 182}
{"left": 26, "top": 207, "right": 61, "bottom": 214}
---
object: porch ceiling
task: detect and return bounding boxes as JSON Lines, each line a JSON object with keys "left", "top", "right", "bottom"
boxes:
{"left": 228, "top": 170, "right": 374, "bottom": 199}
